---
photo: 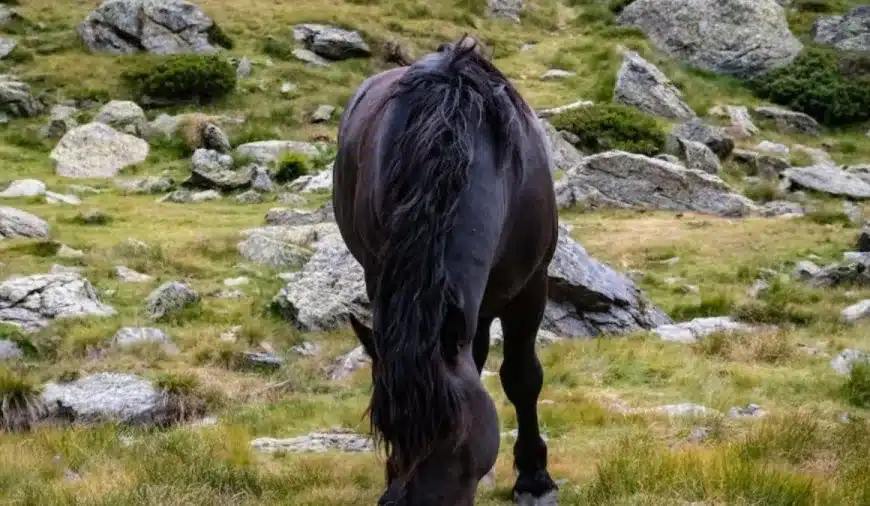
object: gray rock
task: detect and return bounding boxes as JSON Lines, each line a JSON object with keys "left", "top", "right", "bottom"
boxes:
{"left": 847, "top": 165, "right": 870, "bottom": 186}
{"left": 831, "top": 348, "right": 870, "bottom": 375}
{"left": 793, "top": 144, "right": 835, "bottom": 167}
{"left": 288, "top": 168, "right": 334, "bottom": 194}
{"left": 725, "top": 105, "right": 759, "bottom": 139}
{"left": 558, "top": 151, "right": 756, "bottom": 217}
{"left": 0, "top": 37, "right": 16, "bottom": 59}
{"left": 292, "top": 341, "right": 319, "bottom": 357}
{"left": 201, "top": 122, "right": 231, "bottom": 153}
{"left": 115, "top": 176, "right": 175, "bottom": 194}
{"left": 41, "top": 373, "right": 166, "bottom": 425}
{"left": 542, "top": 226, "right": 672, "bottom": 338}
{"left": 747, "top": 279, "right": 771, "bottom": 298}
{"left": 673, "top": 138, "right": 720, "bottom": 175}
{"left": 112, "top": 327, "right": 172, "bottom": 348}
{"left": 793, "top": 260, "right": 821, "bottom": 281}
{"left": 845, "top": 201, "right": 864, "bottom": 226}
{"left": 0, "top": 339, "right": 22, "bottom": 360}
{"left": 842, "top": 300, "right": 870, "bottom": 325}
{"left": 617, "top": 0, "right": 802, "bottom": 79}
{"left": 731, "top": 149, "right": 790, "bottom": 180}
{"left": 858, "top": 226, "right": 870, "bottom": 253}
{"left": 728, "top": 403, "right": 767, "bottom": 418}
{"left": 536, "top": 99, "right": 594, "bottom": 119}
{"left": 328, "top": 346, "right": 371, "bottom": 380}
{"left": 144, "top": 281, "right": 199, "bottom": 320}
{"left": 251, "top": 430, "right": 373, "bottom": 453}
{"left": 159, "top": 189, "right": 222, "bottom": 203}
{"left": 311, "top": 104, "right": 335, "bottom": 123}
{"left": 184, "top": 148, "right": 255, "bottom": 191}
{"left": 78, "top": 0, "right": 226, "bottom": 55}
{"left": 45, "top": 192, "right": 82, "bottom": 206}
{"left": 40, "top": 105, "right": 79, "bottom": 139}
{"left": 780, "top": 166, "right": 870, "bottom": 200}
{"left": 115, "top": 265, "right": 152, "bottom": 283}
{"left": 487, "top": 0, "right": 523, "bottom": 22}
{"left": 241, "top": 351, "right": 282, "bottom": 370}
{"left": 613, "top": 49, "right": 696, "bottom": 120}
{"left": 234, "top": 190, "right": 264, "bottom": 204}
{"left": 0, "top": 272, "right": 115, "bottom": 332}
{"left": 237, "top": 225, "right": 316, "bottom": 268}
{"left": 280, "top": 82, "right": 297, "bottom": 95}
{"left": 539, "top": 118, "right": 584, "bottom": 172}
{"left": 756, "top": 141, "right": 789, "bottom": 155}
{"left": 812, "top": 6, "right": 870, "bottom": 52}
{"left": 667, "top": 119, "right": 734, "bottom": 159}
{"left": 653, "top": 316, "right": 755, "bottom": 343}
{"left": 541, "top": 69, "right": 575, "bottom": 80}
{"left": 0, "top": 179, "right": 46, "bottom": 198}
{"left": 0, "top": 207, "right": 49, "bottom": 239}
{"left": 236, "top": 56, "right": 252, "bottom": 78}
{"left": 0, "top": 76, "right": 45, "bottom": 118}
{"left": 293, "top": 48, "right": 331, "bottom": 66}
{"left": 760, "top": 200, "right": 804, "bottom": 217}
{"left": 251, "top": 166, "right": 274, "bottom": 193}
{"left": 235, "top": 140, "right": 321, "bottom": 164}
{"left": 265, "top": 205, "right": 335, "bottom": 227}
{"left": 0, "top": 5, "right": 23, "bottom": 27}
{"left": 51, "top": 123, "right": 150, "bottom": 178}
{"left": 292, "top": 24, "right": 371, "bottom": 60}
{"left": 654, "top": 403, "right": 717, "bottom": 417}
{"left": 806, "top": 256, "right": 870, "bottom": 288}
{"left": 753, "top": 106, "right": 820, "bottom": 136}
{"left": 95, "top": 100, "right": 149, "bottom": 138}
{"left": 57, "top": 244, "right": 84, "bottom": 259}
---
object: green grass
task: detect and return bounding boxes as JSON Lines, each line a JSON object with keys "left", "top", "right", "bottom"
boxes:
{"left": 2, "top": 0, "right": 870, "bottom": 504}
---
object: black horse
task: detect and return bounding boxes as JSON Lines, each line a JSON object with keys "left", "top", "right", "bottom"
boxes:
{"left": 332, "top": 35, "right": 559, "bottom": 505}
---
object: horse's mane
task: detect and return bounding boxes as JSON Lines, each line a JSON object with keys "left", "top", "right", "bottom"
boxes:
{"left": 367, "top": 34, "right": 536, "bottom": 486}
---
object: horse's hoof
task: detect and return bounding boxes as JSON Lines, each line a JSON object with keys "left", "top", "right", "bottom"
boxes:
{"left": 513, "top": 490, "right": 558, "bottom": 506}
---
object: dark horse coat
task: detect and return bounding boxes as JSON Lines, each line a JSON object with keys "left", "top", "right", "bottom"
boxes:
{"left": 333, "top": 36, "right": 560, "bottom": 505}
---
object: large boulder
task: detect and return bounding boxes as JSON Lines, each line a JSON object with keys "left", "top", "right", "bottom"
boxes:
{"left": 780, "top": 166, "right": 870, "bottom": 200}
{"left": 812, "top": 6, "right": 870, "bottom": 52}
{"left": 273, "top": 221, "right": 671, "bottom": 339}
{"left": 0, "top": 273, "right": 116, "bottom": 332}
{"left": 95, "top": 100, "right": 150, "bottom": 138}
{"left": 78, "top": 0, "right": 227, "bottom": 55}
{"left": 0, "top": 207, "right": 49, "bottom": 239}
{"left": 616, "top": 0, "right": 802, "bottom": 79}
{"left": 613, "top": 49, "right": 696, "bottom": 120}
{"left": 292, "top": 24, "right": 371, "bottom": 61}
{"left": 557, "top": 151, "right": 756, "bottom": 217}
{"left": 544, "top": 226, "right": 672, "bottom": 338}
{"left": 667, "top": 119, "right": 734, "bottom": 159}
{"left": 50, "top": 123, "right": 150, "bottom": 178}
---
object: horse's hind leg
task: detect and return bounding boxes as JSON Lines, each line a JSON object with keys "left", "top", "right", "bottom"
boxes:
{"left": 498, "top": 271, "right": 558, "bottom": 505}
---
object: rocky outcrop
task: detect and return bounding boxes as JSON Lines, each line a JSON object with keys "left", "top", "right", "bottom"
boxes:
{"left": 753, "top": 106, "right": 820, "bottom": 137}
{"left": 780, "top": 166, "right": 870, "bottom": 200}
{"left": 0, "top": 273, "right": 115, "bottom": 332}
{"left": 616, "top": 0, "right": 802, "bottom": 78}
{"left": 50, "top": 123, "right": 150, "bottom": 178}
{"left": 543, "top": 226, "right": 672, "bottom": 338}
{"left": 0, "top": 75, "right": 45, "bottom": 118}
{"left": 292, "top": 24, "right": 371, "bottom": 61}
{"left": 613, "top": 49, "right": 696, "bottom": 120}
{"left": 556, "top": 151, "right": 756, "bottom": 217}
{"left": 0, "top": 207, "right": 49, "bottom": 240}
{"left": 812, "top": 6, "right": 870, "bottom": 52}
{"left": 78, "top": 0, "right": 228, "bottom": 55}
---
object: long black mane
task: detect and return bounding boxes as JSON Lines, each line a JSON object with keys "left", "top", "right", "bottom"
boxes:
{"left": 367, "top": 35, "right": 537, "bottom": 481}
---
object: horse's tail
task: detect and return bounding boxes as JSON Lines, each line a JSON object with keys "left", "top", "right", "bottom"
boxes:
{"left": 368, "top": 35, "right": 531, "bottom": 477}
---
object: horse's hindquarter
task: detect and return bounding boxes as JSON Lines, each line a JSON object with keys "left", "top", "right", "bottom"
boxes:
{"left": 333, "top": 67, "right": 407, "bottom": 273}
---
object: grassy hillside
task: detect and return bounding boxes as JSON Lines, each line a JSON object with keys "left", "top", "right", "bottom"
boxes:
{"left": 3, "top": 0, "right": 870, "bottom": 504}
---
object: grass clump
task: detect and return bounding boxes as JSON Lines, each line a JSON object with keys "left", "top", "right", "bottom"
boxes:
{"left": 154, "top": 371, "right": 211, "bottom": 425}
{"left": 743, "top": 180, "right": 779, "bottom": 203}
{"left": 843, "top": 360, "right": 870, "bottom": 408}
{"left": 750, "top": 46, "right": 870, "bottom": 126}
{"left": 121, "top": 54, "right": 237, "bottom": 105}
{"left": 273, "top": 151, "right": 312, "bottom": 183}
{"left": 549, "top": 103, "right": 665, "bottom": 156}
{"left": 0, "top": 367, "right": 47, "bottom": 432}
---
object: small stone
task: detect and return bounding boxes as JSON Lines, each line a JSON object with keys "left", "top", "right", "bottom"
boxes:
{"left": 793, "top": 261, "right": 820, "bottom": 281}
{"left": 115, "top": 265, "right": 152, "bottom": 283}
{"left": 728, "top": 403, "right": 767, "bottom": 418}
{"left": 291, "top": 341, "right": 319, "bottom": 357}
{"left": 0, "top": 339, "right": 22, "bottom": 360}
{"left": 112, "top": 327, "right": 173, "bottom": 348}
{"left": 57, "top": 244, "right": 84, "bottom": 259}
{"left": 0, "top": 179, "right": 46, "bottom": 198}
{"left": 280, "top": 82, "right": 297, "bottom": 95}
{"left": 311, "top": 104, "right": 335, "bottom": 123}
{"left": 328, "top": 346, "right": 371, "bottom": 380}
{"left": 144, "top": 281, "right": 200, "bottom": 320}
{"left": 236, "top": 56, "right": 252, "bottom": 78}
{"left": 747, "top": 279, "right": 770, "bottom": 298}
{"left": 241, "top": 351, "right": 282, "bottom": 370}
{"left": 251, "top": 431, "right": 374, "bottom": 453}
{"left": 541, "top": 69, "right": 575, "bottom": 80}
{"left": 223, "top": 276, "right": 249, "bottom": 287}
{"left": 842, "top": 300, "right": 870, "bottom": 325}
{"left": 45, "top": 192, "right": 81, "bottom": 205}
{"left": 831, "top": 348, "right": 870, "bottom": 376}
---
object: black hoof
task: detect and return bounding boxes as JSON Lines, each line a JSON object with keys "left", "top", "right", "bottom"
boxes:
{"left": 513, "top": 470, "right": 558, "bottom": 505}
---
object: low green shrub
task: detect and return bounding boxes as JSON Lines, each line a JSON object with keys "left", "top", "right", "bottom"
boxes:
{"left": 549, "top": 103, "right": 665, "bottom": 156}
{"left": 273, "top": 151, "right": 312, "bottom": 183}
{"left": 749, "top": 46, "right": 870, "bottom": 126}
{"left": 121, "top": 54, "right": 237, "bottom": 104}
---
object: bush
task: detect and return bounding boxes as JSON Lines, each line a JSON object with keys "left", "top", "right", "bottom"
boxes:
{"left": 273, "top": 151, "right": 312, "bottom": 183}
{"left": 122, "top": 54, "right": 237, "bottom": 104}
{"left": 0, "top": 367, "right": 46, "bottom": 432}
{"left": 749, "top": 46, "right": 870, "bottom": 126}
{"left": 549, "top": 103, "right": 665, "bottom": 156}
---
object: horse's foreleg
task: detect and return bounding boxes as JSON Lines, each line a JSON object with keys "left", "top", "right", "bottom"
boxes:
{"left": 498, "top": 271, "right": 558, "bottom": 505}
{"left": 473, "top": 316, "right": 494, "bottom": 375}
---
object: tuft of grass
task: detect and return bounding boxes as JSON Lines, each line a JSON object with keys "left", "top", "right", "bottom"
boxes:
{"left": 153, "top": 372, "right": 212, "bottom": 426}
{"left": 843, "top": 361, "right": 870, "bottom": 408}
{"left": 693, "top": 329, "right": 794, "bottom": 364}
{"left": 0, "top": 367, "right": 47, "bottom": 432}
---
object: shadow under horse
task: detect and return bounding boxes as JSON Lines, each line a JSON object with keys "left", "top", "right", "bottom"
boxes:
{"left": 332, "top": 34, "right": 560, "bottom": 505}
